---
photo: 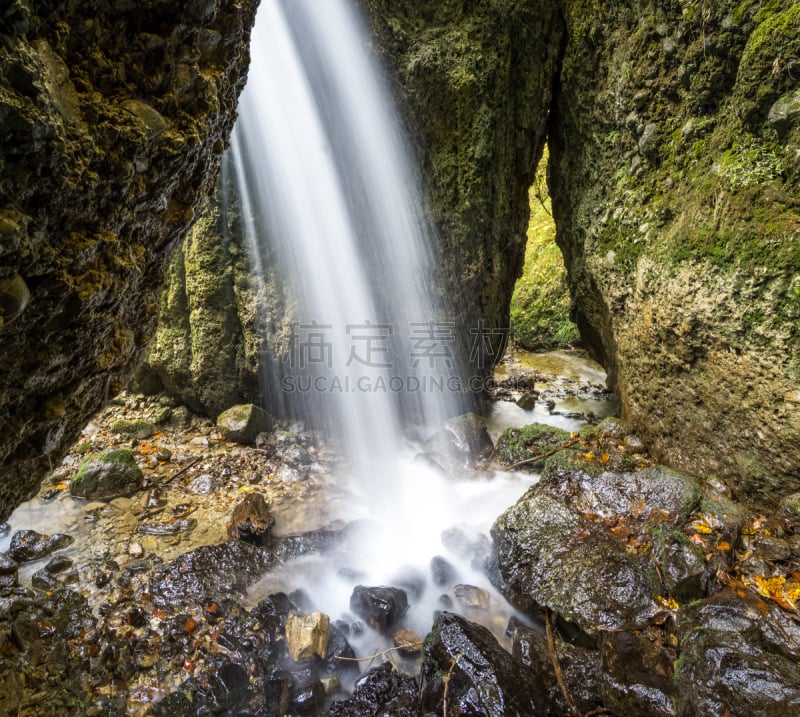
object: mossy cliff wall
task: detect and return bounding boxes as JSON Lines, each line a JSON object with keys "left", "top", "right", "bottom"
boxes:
{"left": 141, "top": 0, "right": 564, "bottom": 415}
{"left": 550, "top": 0, "right": 800, "bottom": 504}
{"left": 0, "top": 0, "right": 256, "bottom": 520}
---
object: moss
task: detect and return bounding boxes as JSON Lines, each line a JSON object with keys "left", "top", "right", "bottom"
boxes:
{"left": 72, "top": 448, "right": 138, "bottom": 486}
{"left": 495, "top": 423, "right": 572, "bottom": 465}
{"left": 108, "top": 418, "right": 157, "bottom": 439}
{"left": 510, "top": 148, "right": 579, "bottom": 351}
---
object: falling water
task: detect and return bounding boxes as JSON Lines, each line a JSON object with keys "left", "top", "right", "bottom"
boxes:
{"left": 228, "top": 0, "right": 536, "bottom": 662}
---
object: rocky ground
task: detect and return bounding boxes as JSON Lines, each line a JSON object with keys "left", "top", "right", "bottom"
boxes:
{"left": 1, "top": 355, "right": 799, "bottom": 715}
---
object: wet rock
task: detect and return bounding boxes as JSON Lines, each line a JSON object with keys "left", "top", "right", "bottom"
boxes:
{"left": 421, "top": 612, "right": 542, "bottom": 716}
{"left": 32, "top": 567, "right": 58, "bottom": 591}
{"left": 227, "top": 491, "right": 275, "bottom": 545}
{"left": 511, "top": 619, "right": 603, "bottom": 715}
{"left": 393, "top": 627, "right": 422, "bottom": 657}
{"left": 426, "top": 413, "right": 494, "bottom": 466}
{"left": 453, "top": 583, "right": 490, "bottom": 610}
{"left": 494, "top": 423, "right": 572, "bottom": 467}
{"left": 187, "top": 473, "right": 218, "bottom": 495}
{"left": 327, "top": 661, "right": 420, "bottom": 717}
{"left": 216, "top": 403, "right": 273, "bottom": 444}
{"left": 148, "top": 541, "right": 274, "bottom": 609}
{"left": 210, "top": 661, "right": 250, "bottom": 710}
{"left": 69, "top": 448, "right": 144, "bottom": 500}
{"left": 286, "top": 609, "right": 331, "bottom": 663}
{"left": 321, "top": 675, "right": 342, "bottom": 696}
{"left": 651, "top": 527, "right": 706, "bottom": 602}
{"left": 8, "top": 530, "right": 74, "bottom": 562}
{"left": 600, "top": 630, "right": 676, "bottom": 716}
{"left": 430, "top": 555, "right": 458, "bottom": 586}
{"left": 0, "top": 552, "right": 18, "bottom": 575}
{"left": 767, "top": 91, "right": 800, "bottom": 135}
{"left": 44, "top": 554, "right": 72, "bottom": 575}
{"left": 349, "top": 585, "right": 409, "bottom": 631}
{"left": 492, "top": 490, "right": 659, "bottom": 634}
{"left": 292, "top": 677, "right": 327, "bottom": 715}
{"left": 623, "top": 434, "right": 645, "bottom": 452}
{"left": 751, "top": 534, "right": 792, "bottom": 562}
{"left": 0, "top": 589, "right": 115, "bottom": 713}
{"left": 137, "top": 517, "right": 196, "bottom": 536}
{"left": 0, "top": 272, "right": 30, "bottom": 324}
{"left": 516, "top": 393, "right": 536, "bottom": 410}
{"left": 676, "top": 589, "right": 800, "bottom": 715}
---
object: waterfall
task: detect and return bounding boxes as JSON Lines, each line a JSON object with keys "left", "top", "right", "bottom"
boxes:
{"left": 229, "top": 0, "right": 466, "bottom": 493}
{"left": 228, "top": 0, "right": 532, "bottom": 657}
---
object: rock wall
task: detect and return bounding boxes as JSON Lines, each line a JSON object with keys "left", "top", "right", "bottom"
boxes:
{"left": 550, "top": 0, "right": 800, "bottom": 504}
{"left": 0, "top": 0, "right": 257, "bottom": 520}
{"left": 140, "top": 0, "right": 563, "bottom": 417}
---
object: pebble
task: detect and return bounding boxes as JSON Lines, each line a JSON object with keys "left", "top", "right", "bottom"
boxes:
{"left": 188, "top": 474, "right": 217, "bottom": 495}
{"left": 129, "top": 542, "right": 145, "bottom": 557}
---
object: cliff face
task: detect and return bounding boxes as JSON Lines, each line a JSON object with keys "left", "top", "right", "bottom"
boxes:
{"left": 140, "top": 0, "right": 564, "bottom": 416}
{"left": 550, "top": 0, "right": 800, "bottom": 503}
{"left": 0, "top": 0, "right": 257, "bottom": 520}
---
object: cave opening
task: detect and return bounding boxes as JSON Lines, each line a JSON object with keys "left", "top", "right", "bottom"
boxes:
{"left": 509, "top": 145, "right": 579, "bottom": 353}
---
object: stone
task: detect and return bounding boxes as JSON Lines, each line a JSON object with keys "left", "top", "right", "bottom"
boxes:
{"left": 326, "top": 662, "right": 420, "bottom": 717}
{"left": 148, "top": 541, "right": 274, "bottom": 609}
{"left": 0, "top": 272, "right": 30, "bottom": 324}
{"left": 437, "top": 413, "right": 494, "bottom": 464}
{"left": 767, "top": 91, "right": 800, "bottom": 135}
{"left": 676, "top": 590, "right": 800, "bottom": 715}
{"left": 8, "top": 530, "right": 74, "bottom": 563}
{"left": 70, "top": 449, "right": 144, "bottom": 500}
{"left": 492, "top": 488, "right": 660, "bottom": 634}
{"left": 430, "top": 555, "right": 457, "bottom": 587}
{"left": 226, "top": 492, "right": 275, "bottom": 545}
{"left": 44, "top": 555, "right": 73, "bottom": 574}
{"left": 453, "top": 584, "right": 490, "bottom": 610}
{"left": 285, "top": 610, "right": 331, "bottom": 663}
{"left": 511, "top": 619, "right": 602, "bottom": 715}
{"left": 349, "top": 585, "right": 409, "bottom": 631}
{"left": 108, "top": 418, "right": 157, "bottom": 439}
{"left": 420, "top": 612, "right": 542, "bottom": 716}
{"left": 216, "top": 404, "right": 273, "bottom": 444}
{"left": 600, "top": 631, "right": 676, "bottom": 717}
{"left": 516, "top": 393, "right": 536, "bottom": 410}
{"left": 187, "top": 473, "right": 218, "bottom": 495}
{"left": 392, "top": 627, "right": 422, "bottom": 657}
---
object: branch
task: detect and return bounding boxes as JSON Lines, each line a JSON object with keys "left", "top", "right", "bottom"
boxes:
{"left": 546, "top": 608, "right": 580, "bottom": 717}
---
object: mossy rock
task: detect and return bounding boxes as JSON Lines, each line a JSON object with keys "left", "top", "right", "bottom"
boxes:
{"left": 217, "top": 404, "right": 273, "bottom": 444}
{"left": 108, "top": 418, "right": 157, "bottom": 439}
{"left": 494, "top": 423, "right": 573, "bottom": 466}
{"left": 70, "top": 448, "right": 144, "bottom": 500}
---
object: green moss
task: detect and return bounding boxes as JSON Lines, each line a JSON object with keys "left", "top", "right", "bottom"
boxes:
{"left": 495, "top": 423, "right": 572, "bottom": 465}
{"left": 108, "top": 418, "right": 157, "bottom": 439}
{"left": 510, "top": 148, "right": 579, "bottom": 351}
{"left": 73, "top": 448, "right": 138, "bottom": 485}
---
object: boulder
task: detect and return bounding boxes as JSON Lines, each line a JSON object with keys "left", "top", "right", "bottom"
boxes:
{"left": 69, "top": 448, "right": 144, "bottom": 500}
{"left": 676, "top": 590, "right": 800, "bottom": 715}
{"left": 217, "top": 404, "right": 273, "bottom": 444}
{"left": 326, "top": 662, "right": 420, "bottom": 717}
{"left": 349, "top": 585, "right": 409, "bottom": 631}
{"left": 8, "top": 530, "right": 74, "bottom": 563}
{"left": 420, "top": 612, "right": 543, "bottom": 716}
{"left": 285, "top": 610, "right": 331, "bottom": 663}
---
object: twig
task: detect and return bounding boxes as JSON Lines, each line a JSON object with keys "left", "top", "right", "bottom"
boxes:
{"left": 442, "top": 652, "right": 464, "bottom": 717}
{"left": 162, "top": 456, "right": 203, "bottom": 485}
{"left": 335, "top": 642, "right": 422, "bottom": 671}
{"left": 503, "top": 438, "right": 579, "bottom": 472}
{"left": 546, "top": 608, "right": 579, "bottom": 717}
